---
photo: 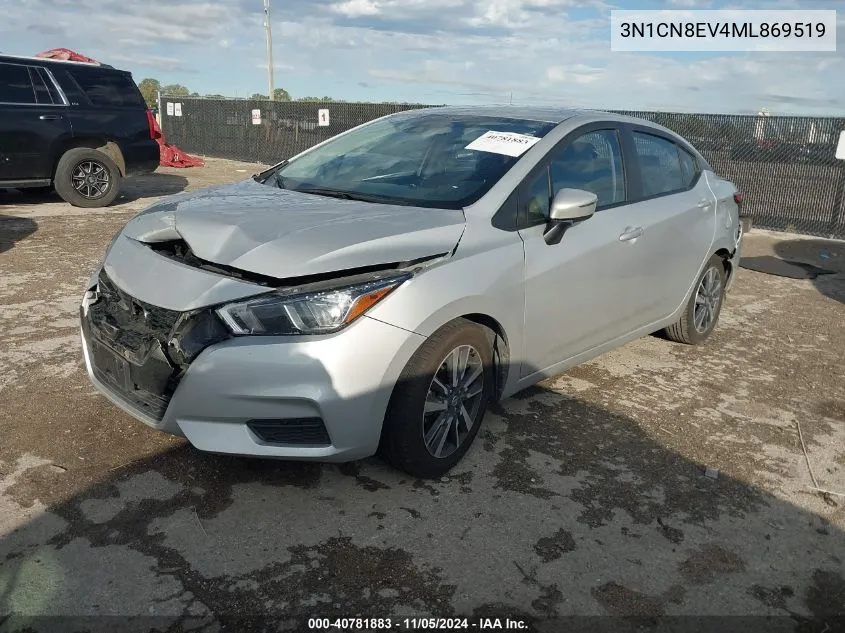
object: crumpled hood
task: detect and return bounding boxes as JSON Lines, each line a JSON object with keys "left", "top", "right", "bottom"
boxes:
{"left": 122, "top": 179, "right": 466, "bottom": 279}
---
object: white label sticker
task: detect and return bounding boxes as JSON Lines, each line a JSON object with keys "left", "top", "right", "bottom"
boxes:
{"left": 318, "top": 108, "right": 330, "bottom": 127}
{"left": 174, "top": 103, "right": 182, "bottom": 117}
{"left": 166, "top": 102, "right": 174, "bottom": 116}
{"left": 465, "top": 131, "right": 541, "bottom": 157}
{"left": 836, "top": 131, "right": 845, "bottom": 160}
{"left": 252, "top": 109, "right": 262, "bottom": 125}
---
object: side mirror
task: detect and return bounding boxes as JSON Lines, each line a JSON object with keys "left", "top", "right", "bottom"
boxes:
{"left": 544, "top": 188, "right": 597, "bottom": 245}
{"left": 550, "top": 188, "right": 597, "bottom": 222}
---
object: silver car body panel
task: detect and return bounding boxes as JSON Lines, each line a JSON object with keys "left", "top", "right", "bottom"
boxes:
{"left": 81, "top": 106, "right": 741, "bottom": 459}
{"left": 122, "top": 179, "right": 466, "bottom": 281}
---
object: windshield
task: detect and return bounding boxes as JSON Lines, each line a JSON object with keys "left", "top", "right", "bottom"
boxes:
{"left": 268, "top": 113, "right": 556, "bottom": 209}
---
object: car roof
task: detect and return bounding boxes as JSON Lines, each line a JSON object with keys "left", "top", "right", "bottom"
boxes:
{"left": 403, "top": 104, "right": 658, "bottom": 126}
{"left": 399, "top": 104, "right": 709, "bottom": 167}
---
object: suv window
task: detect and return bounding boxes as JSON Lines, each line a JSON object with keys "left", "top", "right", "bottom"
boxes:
{"left": 68, "top": 68, "right": 145, "bottom": 108}
{"left": 0, "top": 62, "right": 36, "bottom": 104}
{"left": 633, "top": 132, "right": 684, "bottom": 197}
{"left": 551, "top": 130, "right": 625, "bottom": 208}
{"left": 28, "top": 67, "right": 53, "bottom": 104}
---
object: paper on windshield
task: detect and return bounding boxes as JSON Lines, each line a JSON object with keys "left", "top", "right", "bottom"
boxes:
{"left": 465, "top": 131, "right": 542, "bottom": 157}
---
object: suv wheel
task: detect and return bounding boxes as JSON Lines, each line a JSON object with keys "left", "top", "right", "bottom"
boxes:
{"left": 54, "top": 148, "right": 121, "bottom": 208}
{"left": 380, "top": 319, "right": 493, "bottom": 478}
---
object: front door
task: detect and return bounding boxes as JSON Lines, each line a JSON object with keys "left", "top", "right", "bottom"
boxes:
{"left": 519, "top": 127, "right": 646, "bottom": 376}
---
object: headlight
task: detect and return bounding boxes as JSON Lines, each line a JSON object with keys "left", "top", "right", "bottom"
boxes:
{"left": 216, "top": 273, "right": 410, "bottom": 336}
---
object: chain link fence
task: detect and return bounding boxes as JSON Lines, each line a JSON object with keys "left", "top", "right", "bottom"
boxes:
{"left": 160, "top": 96, "right": 845, "bottom": 239}
{"left": 612, "top": 110, "right": 845, "bottom": 239}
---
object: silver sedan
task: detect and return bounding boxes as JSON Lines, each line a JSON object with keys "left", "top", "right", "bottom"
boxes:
{"left": 80, "top": 106, "right": 743, "bottom": 478}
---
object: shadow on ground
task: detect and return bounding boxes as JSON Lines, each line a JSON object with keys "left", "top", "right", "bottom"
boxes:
{"left": 0, "top": 172, "right": 188, "bottom": 208}
{"left": 117, "top": 173, "right": 188, "bottom": 202}
{"left": 1, "top": 377, "right": 843, "bottom": 633}
{"left": 0, "top": 216, "right": 38, "bottom": 254}
{"left": 774, "top": 238, "right": 845, "bottom": 305}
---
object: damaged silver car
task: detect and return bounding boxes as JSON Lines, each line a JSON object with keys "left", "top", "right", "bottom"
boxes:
{"left": 80, "top": 106, "right": 743, "bottom": 478}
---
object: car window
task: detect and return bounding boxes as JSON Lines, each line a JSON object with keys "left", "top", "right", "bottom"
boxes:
{"left": 68, "top": 68, "right": 145, "bottom": 108}
{"left": 0, "top": 62, "right": 36, "bottom": 104}
{"left": 633, "top": 132, "right": 685, "bottom": 197}
{"left": 551, "top": 130, "right": 625, "bottom": 208}
{"left": 28, "top": 67, "right": 53, "bottom": 104}
{"left": 678, "top": 146, "right": 699, "bottom": 188}
{"left": 274, "top": 113, "right": 556, "bottom": 209}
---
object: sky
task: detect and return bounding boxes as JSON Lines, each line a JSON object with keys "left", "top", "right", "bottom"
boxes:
{"left": 3, "top": 0, "right": 844, "bottom": 115}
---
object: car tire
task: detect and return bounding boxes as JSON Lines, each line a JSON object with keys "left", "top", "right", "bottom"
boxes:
{"left": 54, "top": 148, "right": 121, "bottom": 208}
{"left": 664, "top": 254, "right": 726, "bottom": 345}
{"left": 380, "top": 319, "right": 494, "bottom": 479}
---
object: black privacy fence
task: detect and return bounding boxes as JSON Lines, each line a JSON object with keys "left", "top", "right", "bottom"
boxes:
{"left": 160, "top": 96, "right": 845, "bottom": 239}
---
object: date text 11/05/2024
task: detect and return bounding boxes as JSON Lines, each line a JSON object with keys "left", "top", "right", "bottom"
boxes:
{"left": 307, "top": 617, "right": 529, "bottom": 630}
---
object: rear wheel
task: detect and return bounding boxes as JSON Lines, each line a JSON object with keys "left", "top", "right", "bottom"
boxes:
{"left": 54, "top": 148, "right": 121, "bottom": 208}
{"left": 664, "top": 254, "right": 726, "bottom": 345}
{"left": 380, "top": 319, "right": 493, "bottom": 478}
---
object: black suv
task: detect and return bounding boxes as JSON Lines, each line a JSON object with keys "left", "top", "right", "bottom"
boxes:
{"left": 0, "top": 55, "right": 160, "bottom": 208}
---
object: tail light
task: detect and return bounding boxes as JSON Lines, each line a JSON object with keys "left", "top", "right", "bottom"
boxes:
{"left": 733, "top": 192, "right": 743, "bottom": 206}
{"left": 146, "top": 109, "right": 162, "bottom": 140}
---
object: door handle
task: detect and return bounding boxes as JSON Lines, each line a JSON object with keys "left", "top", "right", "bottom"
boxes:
{"left": 39, "top": 114, "right": 61, "bottom": 120}
{"left": 619, "top": 226, "right": 644, "bottom": 242}
{"left": 697, "top": 199, "right": 713, "bottom": 209}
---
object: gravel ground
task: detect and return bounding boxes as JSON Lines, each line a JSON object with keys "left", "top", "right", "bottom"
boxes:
{"left": 1, "top": 159, "right": 844, "bottom": 632}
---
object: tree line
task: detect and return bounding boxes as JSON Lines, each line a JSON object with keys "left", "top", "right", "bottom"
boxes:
{"left": 137, "top": 78, "right": 338, "bottom": 108}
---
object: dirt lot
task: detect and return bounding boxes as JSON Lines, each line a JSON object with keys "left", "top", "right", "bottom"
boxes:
{"left": 1, "top": 159, "right": 844, "bottom": 632}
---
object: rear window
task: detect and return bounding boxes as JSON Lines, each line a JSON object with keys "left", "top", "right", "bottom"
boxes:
{"left": 633, "top": 132, "right": 684, "bottom": 197}
{"left": 68, "top": 67, "right": 145, "bottom": 108}
{"left": 0, "top": 62, "right": 36, "bottom": 104}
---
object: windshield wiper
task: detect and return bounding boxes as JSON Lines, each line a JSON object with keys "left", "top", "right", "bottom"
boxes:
{"left": 295, "top": 187, "right": 397, "bottom": 204}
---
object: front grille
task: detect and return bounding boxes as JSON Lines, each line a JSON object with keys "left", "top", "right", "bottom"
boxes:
{"left": 88, "top": 337, "right": 174, "bottom": 420}
{"left": 84, "top": 271, "right": 184, "bottom": 421}
{"left": 247, "top": 418, "right": 332, "bottom": 446}
{"left": 90, "top": 271, "right": 181, "bottom": 364}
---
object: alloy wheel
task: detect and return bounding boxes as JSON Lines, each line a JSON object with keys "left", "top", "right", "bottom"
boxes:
{"left": 422, "top": 344, "right": 484, "bottom": 459}
{"left": 693, "top": 266, "right": 723, "bottom": 334}
{"left": 71, "top": 160, "right": 111, "bottom": 200}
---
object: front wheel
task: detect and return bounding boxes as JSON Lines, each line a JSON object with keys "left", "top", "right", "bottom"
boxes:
{"left": 380, "top": 319, "right": 494, "bottom": 478}
{"left": 54, "top": 148, "right": 121, "bottom": 208}
{"left": 664, "top": 254, "right": 726, "bottom": 345}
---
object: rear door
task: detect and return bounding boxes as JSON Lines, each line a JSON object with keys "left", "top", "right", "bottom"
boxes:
{"left": 55, "top": 66, "right": 158, "bottom": 174}
{"left": 0, "top": 61, "right": 72, "bottom": 181}
{"left": 619, "top": 128, "right": 716, "bottom": 323}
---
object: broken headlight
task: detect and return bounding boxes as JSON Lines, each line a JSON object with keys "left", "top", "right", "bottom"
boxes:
{"left": 215, "top": 272, "right": 411, "bottom": 336}
{"left": 168, "top": 310, "right": 231, "bottom": 366}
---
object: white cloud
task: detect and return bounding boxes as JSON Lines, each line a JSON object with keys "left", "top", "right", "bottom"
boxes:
{"left": 109, "top": 54, "right": 187, "bottom": 71}
{"left": 331, "top": 0, "right": 381, "bottom": 17}
{"left": 546, "top": 64, "right": 602, "bottom": 84}
{"left": 4, "top": 0, "right": 842, "bottom": 114}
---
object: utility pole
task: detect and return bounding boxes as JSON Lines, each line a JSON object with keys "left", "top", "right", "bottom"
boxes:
{"left": 264, "top": 0, "right": 275, "bottom": 100}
